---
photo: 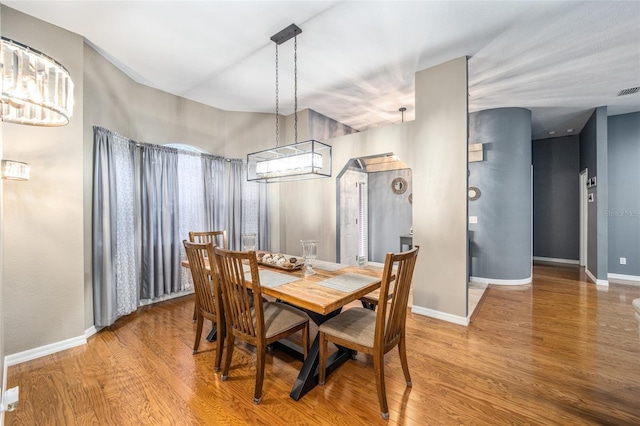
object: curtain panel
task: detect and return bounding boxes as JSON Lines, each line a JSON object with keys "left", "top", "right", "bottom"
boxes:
{"left": 92, "top": 127, "right": 139, "bottom": 327}
{"left": 140, "top": 145, "right": 181, "bottom": 299}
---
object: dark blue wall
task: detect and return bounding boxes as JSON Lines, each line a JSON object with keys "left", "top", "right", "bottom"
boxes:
{"left": 532, "top": 136, "right": 580, "bottom": 260}
{"left": 579, "top": 107, "right": 608, "bottom": 280}
{"left": 469, "top": 108, "right": 532, "bottom": 281}
{"left": 608, "top": 112, "right": 640, "bottom": 277}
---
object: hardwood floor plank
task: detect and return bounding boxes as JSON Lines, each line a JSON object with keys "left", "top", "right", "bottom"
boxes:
{"left": 6, "top": 264, "right": 640, "bottom": 424}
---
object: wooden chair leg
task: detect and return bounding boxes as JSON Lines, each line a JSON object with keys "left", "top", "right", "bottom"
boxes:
{"left": 374, "top": 353, "right": 389, "bottom": 420}
{"left": 398, "top": 335, "right": 412, "bottom": 386}
{"left": 213, "top": 321, "right": 224, "bottom": 372}
{"left": 318, "top": 332, "right": 327, "bottom": 385}
{"left": 192, "top": 301, "right": 197, "bottom": 322}
{"left": 254, "top": 346, "right": 267, "bottom": 404}
{"left": 193, "top": 312, "right": 203, "bottom": 354}
{"left": 221, "top": 334, "right": 235, "bottom": 381}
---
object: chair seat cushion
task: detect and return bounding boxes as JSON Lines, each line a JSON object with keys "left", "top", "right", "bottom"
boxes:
{"left": 319, "top": 308, "right": 377, "bottom": 348}
{"left": 263, "top": 302, "right": 309, "bottom": 339}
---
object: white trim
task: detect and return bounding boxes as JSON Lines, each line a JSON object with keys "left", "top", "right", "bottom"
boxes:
{"left": 585, "top": 268, "right": 609, "bottom": 286}
{"left": 533, "top": 256, "right": 579, "bottom": 265}
{"left": 607, "top": 273, "right": 640, "bottom": 285}
{"left": 411, "top": 305, "right": 469, "bottom": 326}
{"left": 469, "top": 275, "right": 532, "bottom": 286}
{"left": 85, "top": 326, "right": 100, "bottom": 339}
{"left": 580, "top": 169, "right": 588, "bottom": 267}
{"left": 4, "top": 335, "right": 87, "bottom": 367}
{"left": 138, "top": 289, "right": 193, "bottom": 306}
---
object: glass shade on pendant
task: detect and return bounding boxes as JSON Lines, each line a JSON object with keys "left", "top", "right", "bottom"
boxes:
{"left": 1, "top": 37, "right": 74, "bottom": 126}
{"left": 247, "top": 140, "right": 332, "bottom": 183}
{"left": 1, "top": 160, "right": 30, "bottom": 181}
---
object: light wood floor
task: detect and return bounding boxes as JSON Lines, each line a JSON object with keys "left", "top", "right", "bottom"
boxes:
{"left": 6, "top": 263, "right": 640, "bottom": 425}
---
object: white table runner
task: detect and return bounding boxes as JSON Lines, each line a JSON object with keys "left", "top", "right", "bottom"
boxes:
{"left": 312, "top": 259, "right": 348, "bottom": 272}
{"left": 245, "top": 269, "right": 300, "bottom": 288}
{"left": 316, "top": 272, "right": 378, "bottom": 293}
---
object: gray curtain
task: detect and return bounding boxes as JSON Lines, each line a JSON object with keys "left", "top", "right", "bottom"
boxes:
{"left": 226, "top": 160, "right": 243, "bottom": 250}
{"left": 93, "top": 127, "right": 267, "bottom": 325}
{"left": 140, "top": 145, "right": 181, "bottom": 299}
{"left": 92, "top": 127, "right": 139, "bottom": 327}
{"left": 202, "top": 157, "right": 244, "bottom": 250}
{"left": 202, "top": 155, "right": 226, "bottom": 233}
{"left": 242, "top": 163, "right": 271, "bottom": 251}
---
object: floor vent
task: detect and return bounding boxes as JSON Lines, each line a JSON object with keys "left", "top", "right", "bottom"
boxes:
{"left": 617, "top": 87, "right": 640, "bottom": 96}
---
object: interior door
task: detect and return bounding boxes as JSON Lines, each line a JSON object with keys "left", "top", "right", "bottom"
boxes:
{"left": 340, "top": 169, "right": 367, "bottom": 265}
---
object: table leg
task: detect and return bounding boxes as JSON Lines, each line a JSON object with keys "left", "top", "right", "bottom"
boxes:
{"left": 206, "top": 325, "right": 217, "bottom": 342}
{"left": 289, "top": 308, "right": 354, "bottom": 401}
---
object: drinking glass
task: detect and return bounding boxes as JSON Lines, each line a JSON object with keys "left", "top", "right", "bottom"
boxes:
{"left": 300, "top": 239, "right": 318, "bottom": 276}
{"left": 242, "top": 233, "right": 257, "bottom": 252}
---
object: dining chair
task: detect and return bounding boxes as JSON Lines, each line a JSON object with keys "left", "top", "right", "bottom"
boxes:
{"left": 189, "top": 230, "right": 228, "bottom": 249}
{"left": 213, "top": 246, "right": 310, "bottom": 404}
{"left": 183, "top": 240, "right": 225, "bottom": 372}
{"left": 188, "top": 230, "right": 227, "bottom": 321}
{"left": 318, "top": 246, "right": 420, "bottom": 420}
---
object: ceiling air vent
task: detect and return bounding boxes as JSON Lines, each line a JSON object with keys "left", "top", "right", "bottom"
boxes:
{"left": 617, "top": 87, "right": 640, "bottom": 96}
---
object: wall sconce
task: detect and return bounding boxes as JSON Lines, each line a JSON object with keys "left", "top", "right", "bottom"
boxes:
{"left": 1, "top": 160, "right": 30, "bottom": 181}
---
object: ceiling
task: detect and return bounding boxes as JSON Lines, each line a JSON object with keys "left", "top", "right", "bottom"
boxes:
{"left": 5, "top": 1, "right": 640, "bottom": 139}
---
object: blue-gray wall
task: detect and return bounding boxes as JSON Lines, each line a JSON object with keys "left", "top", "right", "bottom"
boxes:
{"left": 608, "top": 112, "right": 640, "bottom": 277}
{"left": 579, "top": 107, "right": 608, "bottom": 280}
{"left": 368, "top": 169, "right": 413, "bottom": 263}
{"left": 469, "top": 108, "right": 532, "bottom": 280}
{"left": 532, "top": 136, "right": 580, "bottom": 260}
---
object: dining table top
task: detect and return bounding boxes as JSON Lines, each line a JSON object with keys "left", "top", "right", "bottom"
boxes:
{"left": 181, "top": 258, "right": 382, "bottom": 316}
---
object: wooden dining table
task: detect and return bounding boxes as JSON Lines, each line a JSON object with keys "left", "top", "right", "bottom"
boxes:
{"left": 181, "top": 256, "right": 382, "bottom": 400}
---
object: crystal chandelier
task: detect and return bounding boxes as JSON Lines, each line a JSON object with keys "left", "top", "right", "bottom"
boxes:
{"left": 0, "top": 37, "right": 74, "bottom": 126}
{"left": 247, "top": 24, "right": 331, "bottom": 183}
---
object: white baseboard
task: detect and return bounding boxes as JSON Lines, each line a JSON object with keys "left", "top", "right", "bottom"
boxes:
{"left": 139, "top": 289, "right": 194, "bottom": 306}
{"left": 4, "top": 334, "right": 87, "bottom": 367}
{"left": 2, "top": 356, "right": 7, "bottom": 395}
{"left": 85, "top": 326, "right": 100, "bottom": 339}
{"left": 608, "top": 273, "right": 640, "bottom": 286}
{"left": 533, "top": 256, "right": 579, "bottom": 265}
{"left": 411, "top": 305, "right": 469, "bottom": 326}
{"left": 586, "top": 268, "right": 609, "bottom": 286}
{"left": 469, "top": 275, "right": 532, "bottom": 286}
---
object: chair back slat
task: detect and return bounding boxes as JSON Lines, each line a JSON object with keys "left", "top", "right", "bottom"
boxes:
{"left": 183, "top": 241, "right": 221, "bottom": 318}
{"left": 213, "top": 247, "right": 264, "bottom": 343}
{"left": 375, "top": 247, "right": 419, "bottom": 350}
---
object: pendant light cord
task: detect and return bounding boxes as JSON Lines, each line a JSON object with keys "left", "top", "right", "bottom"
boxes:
{"left": 294, "top": 36, "right": 298, "bottom": 144}
{"left": 275, "top": 44, "right": 279, "bottom": 148}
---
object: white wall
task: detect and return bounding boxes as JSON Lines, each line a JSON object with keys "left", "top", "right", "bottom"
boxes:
{"left": 2, "top": 6, "right": 86, "bottom": 354}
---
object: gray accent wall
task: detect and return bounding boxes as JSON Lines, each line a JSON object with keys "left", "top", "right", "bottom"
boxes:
{"left": 608, "top": 112, "right": 640, "bottom": 277}
{"left": 368, "top": 169, "right": 413, "bottom": 263}
{"left": 532, "top": 136, "right": 580, "bottom": 260}
{"left": 469, "top": 108, "right": 532, "bottom": 280}
{"left": 580, "top": 107, "right": 608, "bottom": 280}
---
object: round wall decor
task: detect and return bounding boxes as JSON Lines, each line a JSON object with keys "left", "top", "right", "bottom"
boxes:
{"left": 408, "top": 193, "right": 413, "bottom": 204}
{"left": 468, "top": 186, "right": 481, "bottom": 201}
{"left": 391, "top": 177, "right": 408, "bottom": 195}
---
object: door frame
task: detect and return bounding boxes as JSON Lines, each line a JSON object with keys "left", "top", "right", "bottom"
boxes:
{"left": 579, "top": 169, "right": 588, "bottom": 267}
